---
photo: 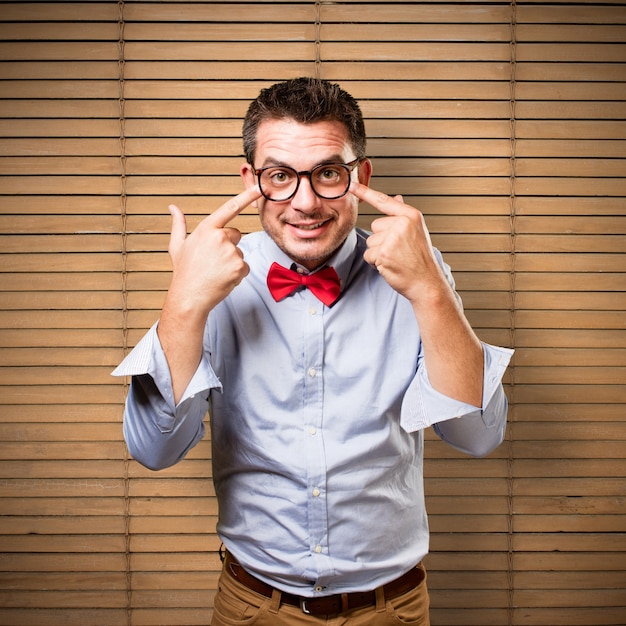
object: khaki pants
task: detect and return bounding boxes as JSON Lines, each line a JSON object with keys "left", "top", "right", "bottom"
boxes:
{"left": 211, "top": 563, "right": 430, "bottom": 626}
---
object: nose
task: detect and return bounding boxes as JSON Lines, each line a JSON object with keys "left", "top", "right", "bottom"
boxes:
{"left": 291, "top": 175, "right": 321, "bottom": 213}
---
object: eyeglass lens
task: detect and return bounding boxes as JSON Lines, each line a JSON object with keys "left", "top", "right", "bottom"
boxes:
{"left": 259, "top": 163, "right": 352, "bottom": 202}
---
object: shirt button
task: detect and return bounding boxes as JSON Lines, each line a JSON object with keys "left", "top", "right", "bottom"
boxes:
{"left": 309, "top": 307, "right": 317, "bottom": 315}
{"left": 308, "top": 367, "right": 317, "bottom": 377}
{"left": 315, "top": 585, "right": 324, "bottom": 593}
{"left": 312, "top": 487, "right": 320, "bottom": 497}
{"left": 308, "top": 426, "right": 317, "bottom": 436}
{"left": 315, "top": 545, "right": 322, "bottom": 554}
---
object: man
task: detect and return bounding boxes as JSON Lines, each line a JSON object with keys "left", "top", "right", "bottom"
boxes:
{"left": 114, "top": 77, "right": 513, "bottom": 625}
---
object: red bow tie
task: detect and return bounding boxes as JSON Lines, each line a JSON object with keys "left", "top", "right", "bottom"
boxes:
{"left": 267, "top": 262, "right": 341, "bottom": 306}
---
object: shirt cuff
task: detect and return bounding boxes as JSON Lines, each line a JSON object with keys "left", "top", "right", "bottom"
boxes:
{"left": 111, "top": 322, "right": 222, "bottom": 409}
{"left": 400, "top": 342, "right": 513, "bottom": 433}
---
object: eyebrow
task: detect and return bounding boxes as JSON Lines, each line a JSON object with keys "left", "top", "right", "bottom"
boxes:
{"left": 258, "top": 154, "right": 348, "bottom": 170}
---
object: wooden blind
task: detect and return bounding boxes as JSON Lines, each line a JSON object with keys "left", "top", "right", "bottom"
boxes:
{"left": 0, "top": 1, "right": 624, "bottom": 625}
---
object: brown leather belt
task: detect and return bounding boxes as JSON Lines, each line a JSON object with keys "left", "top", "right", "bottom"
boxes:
{"left": 223, "top": 551, "right": 425, "bottom": 616}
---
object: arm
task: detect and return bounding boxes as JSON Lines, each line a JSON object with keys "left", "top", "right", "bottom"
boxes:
{"left": 350, "top": 181, "right": 483, "bottom": 407}
{"left": 113, "top": 322, "right": 220, "bottom": 470}
{"left": 349, "top": 182, "right": 512, "bottom": 457}
{"left": 158, "top": 186, "right": 262, "bottom": 403}
{"left": 113, "top": 187, "right": 262, "bottom": 469}
{"left": 400, "top": 341, "right": 512, "bottom": 457}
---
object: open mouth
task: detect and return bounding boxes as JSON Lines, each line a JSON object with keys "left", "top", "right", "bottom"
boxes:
{"left": 288, "top": 217, "right": 332, "bottom": 232}
{"left": 293, "top": 220, "right": 329, "bottom": 231}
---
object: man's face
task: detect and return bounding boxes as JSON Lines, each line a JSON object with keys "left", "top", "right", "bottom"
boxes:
{"left": 241, "top": 119, "right": 371, "bottom": 270}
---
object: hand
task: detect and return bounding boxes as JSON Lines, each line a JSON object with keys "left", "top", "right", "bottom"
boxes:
{"left": 166, "top": 186, "right": 263, "bottom": 318}
{"left": 159, "top": 186, "right": 263, "bottom": 402}
{"left": 350, "top": 181, "right": 483, "bottom": 407}
{"left": 349, "top": 181, "right": 449, "bottom": 307}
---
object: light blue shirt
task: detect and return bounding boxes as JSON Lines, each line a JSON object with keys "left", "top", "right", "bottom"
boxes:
{"left": 114, "top": 228, "right": 512, "bottom": 597}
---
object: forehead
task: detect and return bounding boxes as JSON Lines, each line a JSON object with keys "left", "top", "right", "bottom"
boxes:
{"left": 254, "top": 118, "right": 353, "bottom": 166}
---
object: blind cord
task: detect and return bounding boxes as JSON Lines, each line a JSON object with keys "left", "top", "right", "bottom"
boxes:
{"left": 314, "top": 1, "right": 323, "bottom": 77}
{"left": 117, "top": 1, "right": 132, "bottom": 624}
{"left": 507, "top": 2, "right": 518, "bottom": 625}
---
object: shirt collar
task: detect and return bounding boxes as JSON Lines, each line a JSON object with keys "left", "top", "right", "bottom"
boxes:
{"left": 262, "top": 229, "right": 358, "bottom": 292}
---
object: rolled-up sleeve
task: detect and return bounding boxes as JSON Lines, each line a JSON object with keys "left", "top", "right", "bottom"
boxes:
{"left": 112, "top": 323, "right": 222, "bottom": 470}
{"left": 400, "top": 343, "right": 513, "bottom": 457}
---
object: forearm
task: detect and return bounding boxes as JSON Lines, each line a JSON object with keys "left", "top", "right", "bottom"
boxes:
{"left": 433, "top": 380, "right": 509, "bottom": 458}
{"left": 411, "top": 281, "right": 484, "bottom": 408}
{"left": 400, "top": 341, "right": 513, "bottom": 457}
{"left": 113, "top": 322, "right": 220, "bottom": 470}
{"left": 158, "top": 292, "right": 208, "bottom": 404}
{"left": 123, "top": 372, "right": 209, "bottom": 470}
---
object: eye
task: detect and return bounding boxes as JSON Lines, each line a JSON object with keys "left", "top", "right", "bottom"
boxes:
{"left": 265, "top": 168, "right": 295, "bottom": 186}
{"left": 316, "top": 166, "right": 343, "bottom": 183}
{"left": 270, "top": 170, "right": 293, "bottom": 185}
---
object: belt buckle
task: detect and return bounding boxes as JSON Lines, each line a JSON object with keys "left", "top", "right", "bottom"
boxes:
{"left": 300, "top": 598, "right": 312, "bottom": 615}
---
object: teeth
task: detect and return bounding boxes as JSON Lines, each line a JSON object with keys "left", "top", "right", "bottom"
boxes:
{"left": 296, "top": 222, "right": 325, "bottom": 230}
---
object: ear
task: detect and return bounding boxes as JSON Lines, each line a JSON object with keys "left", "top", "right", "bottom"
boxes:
{"left": 357, "top": 158, "right": 373, "bottom": 188}
{"left": 240, "top": 162, "right": 259, "bottom": 208}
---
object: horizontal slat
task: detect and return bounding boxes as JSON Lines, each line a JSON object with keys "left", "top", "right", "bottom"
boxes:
{"left": 0, "top": 196, "right": 120, "bottom": 215}
{"left": 516, "top": 348, "right": 626, "bottom": 367}
{"left": 0, "top": 571, "right": 127, "bottom": 591}
{"left": 0, "top": 405, "right": 123, "bottom": 423}
{"left": 0, "top": 590, "right": 128, "bottom": 608}
{"left": 1, "top": 3, "right": 119, "bottom": 21}
{"left": 0, "top": 42, "right": 119, "bottom": 60}
{"left": 0, "top": 385, "right": 124, "bottom": 405}
{"left": 0, "top": 422, "right": 122, "bottom": 442}
{"left": 0, "top": 366, "right": 121, "bottom": 384}
{"left": 518, "top": 43, "right": 626, "bottom": 63}
{"left": 513, "top": 458, "right": 626, "bottom": 479}
{"left": 0, "top": 310, "right": 122, "bottom": 329}
{"left": 514, "top": 570, "right": 626, "bottom": 590}
{"left": 0, "top": 216, "right": 122, "bottom": 235}
{"left": 514, "top": 515, "right": 626, "bottom": 532}
{"left": 125, "top": 41, "right": 314, "bottom": 61}
{"left": 0, "top": 98, "right": 120, "bottom": 117}
{"left": 517, "top": 5, "right": 626, "bottom": 24}
{"left": 1, "top": 497, "right": 127, "bottom": 516}
{"left": 0, "top": 156, "right": 120, "bottom": 175}
{"left": 125, "top": 3, "right": 314, "bottom": 22}
{"left": 516, "top": 83, "right": 626, "bottom": 101}
{"left": 516, "top": 102, "right": 626, "bottom": 120}
{"left": 0, "top": 61, "right": 117, "bottom": 80}
{"left": 0, "top": 462, "right": 124, "bottom": 479}
{"left": 516, "top": 62, "right": 626, "bottom": 82}
{"left": 517, "top": 24, "right": 626, "bottom": 43}
{"left": 0, "top": 23, "right": 119, "bottom": 41}
{"left": 516, "top": 197, "right": 626, "bottom": 216}
{"left": 0, "top": 328, "right": 123, "bottom": 348}
{"left": 120, "top": 22, "right": 513, "bottom": 43}
{"left": 0, "top": 119, "right": 121, "bottom": 137}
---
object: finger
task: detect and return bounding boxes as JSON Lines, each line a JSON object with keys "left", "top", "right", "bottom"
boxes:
{"left": 349, "top": 181, "right": 414, "bottom": 217}
{"left": 168, "top": 204, "right": 188, "bottom": 258}
{"left": 222, "top": 226, "right": 243, "bottom": 246}
{"left": 206, "top": 185, "right": 262, "bottom": 229}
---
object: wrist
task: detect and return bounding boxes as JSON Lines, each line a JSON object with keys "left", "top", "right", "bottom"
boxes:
{"left": 408, "top": 276, "right": 458, "bottom": 316}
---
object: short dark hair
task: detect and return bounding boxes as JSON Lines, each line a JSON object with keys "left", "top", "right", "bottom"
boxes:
{"left": 242, "top": 77, "right": 366, "bottom": 165}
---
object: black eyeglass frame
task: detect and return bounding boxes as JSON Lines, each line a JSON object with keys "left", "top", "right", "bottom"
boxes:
{"left": 253, "top": 158, "right": 362, "bottom": 202}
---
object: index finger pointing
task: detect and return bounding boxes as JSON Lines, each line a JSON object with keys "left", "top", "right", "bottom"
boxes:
{"left": 349, "top": 181, "right": 413, "bottom": 217}
{"left": 207, "top": 185, "right": 263, "bottom": 228}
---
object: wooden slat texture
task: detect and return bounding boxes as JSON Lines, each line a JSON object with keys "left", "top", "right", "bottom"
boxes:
{"left": 0, "top": 1, "right": 624, "bottom": 625}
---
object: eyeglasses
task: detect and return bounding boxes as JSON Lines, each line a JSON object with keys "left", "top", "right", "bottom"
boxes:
{"left": 254, "top": 158, "right": 361, "bottom": 202}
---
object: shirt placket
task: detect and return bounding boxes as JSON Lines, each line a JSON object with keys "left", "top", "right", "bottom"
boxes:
{"left": 301, "top": 288, "right": 332, "bottom": 588}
